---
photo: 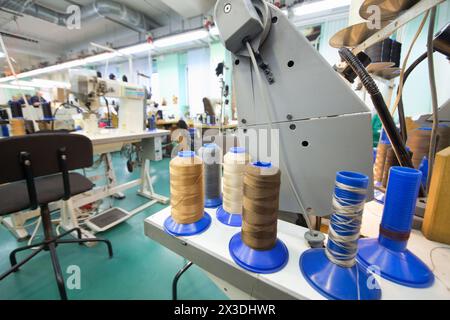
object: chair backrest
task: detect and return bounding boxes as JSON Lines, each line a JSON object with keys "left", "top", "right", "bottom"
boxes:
{"left": 0, "top": 133, "right": 93, "bottom": 185}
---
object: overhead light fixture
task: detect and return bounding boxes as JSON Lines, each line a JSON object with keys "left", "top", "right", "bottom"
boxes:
{"left": 0, "top": 29, "right": 209, "bottom": 82}
{"left": 119, "top": 43, "right": 153, "bottom": 55}
{"left": 293, "top": 0, "right": 351, "bottom": 16}
{"left": 0, "top": 84, "right": 35, "bottom": 90}
{"left": 32, "top": 78, "right": 71, "bottom": 89}
{"left": 10, "top": 79, "right": 70, "bottom": 89}
{"left": 10, "top": 80, "right": 35, "bottom": 87}
{"left": 84, "top": 52, "right": 118, "bottom": 64}
{"left": 153, "top": 29, "right": 209, "bottom": 48}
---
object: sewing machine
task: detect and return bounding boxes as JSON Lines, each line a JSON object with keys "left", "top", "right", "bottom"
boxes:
{"left": 142, "top": 0, "right": 408, "bottom": 300}
{"left": 58, "top": 70, "right": 169, "bottom": 238}
{"left": 69, "top": 69, "right": 147, "bottom": 133}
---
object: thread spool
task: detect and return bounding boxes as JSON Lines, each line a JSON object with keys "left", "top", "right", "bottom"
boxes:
{"left": 418, "top": 156, "right": 429, "bottom": 188}
{"left": 241, "top": 162, "right": 281, "bottom": 250}
{"left": 10, "top": 118, "right": 26, "bottom": 136}
{"left": 357, "top": 166, "right": 434, "bottom": 288}
{"left": 164, "top": 151, "right": 211, "bottom": 236}
{"left": 381, "top": 146, "right": 398, "bottom": 188}
{"left": 0, "top": 122, "right": 9, "bottom": 137}
{"left": 374, "top": 129, "right": 391, "bottom": 184}
{"left": 10, "top": 101, "right": 23, "bottom": 118}
{"left": 407, "top": 126, "right": 450, "bottom": 169}
{"left": 24, "top": 120, "right": 35, "bottom": 134}
{"left": 216, "top": 147, "right": 250, "bottom": 227}
{"left": 229, "top": 162, "right": 288, "bottom": 274}
{"left": 300, "top": 171, "right": 381, "bottom": 300}
{"left": 199, "top": 143, "right": 222, "bottom": 208}
{"left": 42, "top": 103, "right": 53, "bottom": 120}
{"left": 390, "top": 40, "right": 402, "bottom": 67}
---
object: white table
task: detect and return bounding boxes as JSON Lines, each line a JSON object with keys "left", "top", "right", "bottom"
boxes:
{"left": 58, "top": 129, "right": 170, "bottom": 238}
{"left": 362, "top": 201, "right": 450, "bottom": 294}
{"left": 144, "top": 204, "right": 450, "bottom": 300}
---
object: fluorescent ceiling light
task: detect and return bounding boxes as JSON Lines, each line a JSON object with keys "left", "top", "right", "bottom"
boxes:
{"left": 293, "top": 0, "right": 351, "bottom": 16}
{"left": 10, "top": 80, "right": 36, "bottom": 87}
{"left": 153, "top": 29, "right": 209, "bottom": 48}
{"left": 0, "top": 84, "right": 35, "bottom": 90}
{"left": 84, "top": 52, "right": 118, "bottom": 64}
{"left": 119, "top": 43, "right": 153, "bottom": 55}
{"left": 32, "top": 78, "right": 71, "bottom": 89}
{"left": 0, "top": 29, "right": 208, "bottom": 82}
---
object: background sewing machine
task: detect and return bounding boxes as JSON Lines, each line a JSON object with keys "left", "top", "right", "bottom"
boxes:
{"left": 58, "top": 70, "right": 169, "bottom": 239}
{"left": 3, "top": 70, "right": 169, "bottom": 242}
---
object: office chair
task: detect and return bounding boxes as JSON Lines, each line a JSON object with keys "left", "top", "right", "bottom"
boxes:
{"left": 0, "top": 133, "right": 113, "bottom": 300}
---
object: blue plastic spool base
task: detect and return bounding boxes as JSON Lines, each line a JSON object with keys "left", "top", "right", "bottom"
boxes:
{"left": 164, "top": 212, "right": 212, "bottom": 237}
{"left": 374, "top": 189, "right": 385, "bottom": 204}
{"left": 300, "top": 249, "right": 382, "bottom": 300}
{"left": 357, "top": 166, "right": 435, "bottom": 288}
{"left": 229, "top": 232, "right": 288, "bottom": 274}
{"left": 300, "top": 171, "right": 381, "bottom": 300}
{"left": 357, "top": 238, "right": 434, "bottom": 288}
{"left": 216, "top": 205, "right": 242, "bottom": 227}
{"left": 205, "top": 197, "right": 222, "bottom": 209}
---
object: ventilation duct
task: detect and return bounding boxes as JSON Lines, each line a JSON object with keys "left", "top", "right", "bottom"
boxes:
{"left": 161, "top": 0, "right": 216, "bottom": 18}
{"left": 0, "top": 0, "right": 160, "bottom": 32}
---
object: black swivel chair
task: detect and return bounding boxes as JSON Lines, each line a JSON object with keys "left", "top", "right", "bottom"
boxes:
{"left": 0, "top": 133, "right": 113, "bottom": 300}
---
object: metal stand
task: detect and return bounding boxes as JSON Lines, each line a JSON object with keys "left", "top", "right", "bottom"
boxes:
{"left": 172, "top": 261, "right": 193, "bottom": 301}
{"left": 60, "top": 147, "right": 169, "bottom": 237}
{"left": 1, "top": 202, "right": 59, "bottom": 241}
{"left": 0, "top": 204, "right": 113, "bottom": 300}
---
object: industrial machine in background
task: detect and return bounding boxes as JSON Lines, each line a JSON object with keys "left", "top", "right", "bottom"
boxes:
{"left": 69, "top": 69, "right": 147, "bottom": 133}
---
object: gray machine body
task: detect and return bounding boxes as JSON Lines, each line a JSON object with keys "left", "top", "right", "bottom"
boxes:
{"left": 215, "top": 0, "right": 373, "bottom": 217}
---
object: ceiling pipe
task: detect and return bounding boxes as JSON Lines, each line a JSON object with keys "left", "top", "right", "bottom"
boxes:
{"left": 0, "top": 0, "right": 160, "bottom": 33}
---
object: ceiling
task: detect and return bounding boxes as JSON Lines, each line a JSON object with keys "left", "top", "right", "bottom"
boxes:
{"left": 0, "top": 0, "right": 190, "bottom": 74}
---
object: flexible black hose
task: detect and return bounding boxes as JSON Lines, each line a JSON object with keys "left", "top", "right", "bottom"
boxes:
{"left": 339, "top": 47, "right": 415, "bottom": 170}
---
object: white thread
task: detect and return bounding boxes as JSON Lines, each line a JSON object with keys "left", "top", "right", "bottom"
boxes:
{"left": 223, "top": 150, "right": 250, "bottom": 214}
{"left": 325, "top": 183, "right": 366, "bottom": 268}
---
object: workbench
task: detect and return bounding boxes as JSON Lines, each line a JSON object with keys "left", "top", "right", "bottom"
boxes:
{"left": 144, "top": 203, "right": 450, "bottom": 300}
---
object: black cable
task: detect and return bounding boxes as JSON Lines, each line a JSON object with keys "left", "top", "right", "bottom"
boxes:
{"left": 51, "top": 102, "right": 84, "bottom": 131}
{"left": 102, "top": 96, "right": 112, "bottom": 127}
{"left": 397, "top": 51, "right": 430, "bottom": 143}
{"left": 339, "top": 47, "right": 415, "bottom": 170}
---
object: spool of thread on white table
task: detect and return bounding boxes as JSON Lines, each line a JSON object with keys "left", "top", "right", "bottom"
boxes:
{"left": 223, "top": 147, "right": 251, "bottom": 215}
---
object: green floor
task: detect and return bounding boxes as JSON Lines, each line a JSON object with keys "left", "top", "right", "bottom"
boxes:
{"left": 0, "top": 154, "right": 228, "bottom": 300}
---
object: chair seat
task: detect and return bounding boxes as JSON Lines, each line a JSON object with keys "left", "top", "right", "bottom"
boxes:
{"left": 0, "top": 173, "right": 94, "bottom": 216}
